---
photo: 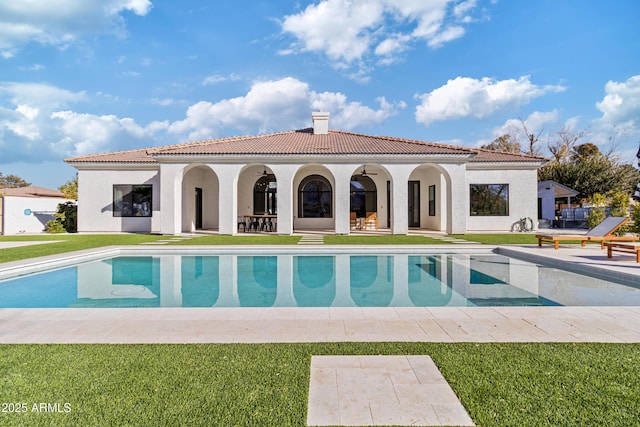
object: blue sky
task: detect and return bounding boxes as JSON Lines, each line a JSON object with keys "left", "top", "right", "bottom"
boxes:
{"left": 1, "top": 0, "right": 639, "bottom": 188}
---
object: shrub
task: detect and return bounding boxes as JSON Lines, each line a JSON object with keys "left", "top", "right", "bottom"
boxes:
{"left": 45, "top": 201, "right": 77, "bottom": 233}
{"left": 632, "top": 204, "right": 640, "bottom": 234}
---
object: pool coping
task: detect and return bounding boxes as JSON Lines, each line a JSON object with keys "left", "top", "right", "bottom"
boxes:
{"left": 1, "top": 244, "right": 640, "bottom": 344}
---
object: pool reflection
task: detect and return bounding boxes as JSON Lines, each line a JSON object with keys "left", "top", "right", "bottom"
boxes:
{"left": 62, "top": 253, "right": 557, "bottom": 308}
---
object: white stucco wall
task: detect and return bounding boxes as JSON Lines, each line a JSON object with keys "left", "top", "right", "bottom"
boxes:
{"left": 77, "top": 169, "right": 160, "bottom": 233}
{"left": 539, "top": 185, "right": 556, "bottom": 221}
{"left": 465, "top": 167, "right": 539, "bottom": 232}
{"left": 73, "top": 158, "right": 541, "bottom": 235}
{"left": 1, "top": 196, "right": 69, "bottom": 234}
{"left": 182, "top": 166, "right": 219, "bottom": 232}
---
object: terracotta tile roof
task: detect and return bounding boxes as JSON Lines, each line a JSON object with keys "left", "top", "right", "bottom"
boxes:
{"left": 0, "top": 186, "right": 66, "bottom": 198}
{"left": 65, "top": 148, "right": 157, "bottom": 164}
{"left": 469, "top": 148, "right": 548, "bottom": 163}
{"left": 65, "top": 129, "right": 546, "bottom": 164}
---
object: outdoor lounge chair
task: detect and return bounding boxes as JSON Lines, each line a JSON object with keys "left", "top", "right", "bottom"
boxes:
{"left": 536, "top": 216, "right": 638, "bottom": 250}
{"left": 363, "top": 212, "right": 378, "bottom": 230}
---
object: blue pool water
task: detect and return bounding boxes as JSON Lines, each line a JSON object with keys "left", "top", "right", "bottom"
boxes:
{"left": 1, "top": 253, "right": 639, "bottom": 308}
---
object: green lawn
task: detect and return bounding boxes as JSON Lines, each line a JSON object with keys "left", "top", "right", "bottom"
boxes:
{"left": 0, "top": 232, "right": 597, "bottom": 263}
{"left": 0, "top": 234, "right": 166, "bottom": 264}
{"left": 1, "top": 342, "right": 638, "bottom": 426}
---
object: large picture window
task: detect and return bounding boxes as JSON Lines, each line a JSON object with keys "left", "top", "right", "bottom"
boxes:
{"left": 113, "top": 185, "right": 152, "bottom": 217}
{"left": 470, "top": 184, "right": 509, "bottom": 216}
{"left": 298, "top": 175, "right": 332, "bottom": 218}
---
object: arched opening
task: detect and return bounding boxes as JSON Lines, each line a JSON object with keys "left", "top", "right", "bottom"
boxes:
{"left": 408, "top": 165, "right": 451, "bottom": 232}
{"left": 298, "top": 174, "right": 332, "bottom": 218}
{"left": 350, "top": 174, "right": 377, "bottom": 218}
{"left": 253, "top": 175, "right": 277, "bottom": 215}
{"left": 181, "top": 165, "right": 219, "bottom": 232}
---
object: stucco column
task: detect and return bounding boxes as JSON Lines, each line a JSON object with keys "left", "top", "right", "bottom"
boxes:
{"left": 214, "top": 164, "right": 244, "bottom": 235}
{"left": 326, "top": 164, "right": 358, "bottom": 234}
{"left": 439, "top": 163, "right": 467, "bottom": 234}
{"left": 270, "top": 164, "right": 298, "bottom": 235}
{"left": 160, "top": 163, "right": 185, "bottom": 235}
{"left": 385, "top": 165, "right": 414, "bottom": 235}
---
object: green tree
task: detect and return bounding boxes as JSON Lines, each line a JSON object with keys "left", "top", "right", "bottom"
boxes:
{"left": 538, "top": 130, "right": 640, "bottom": 201}
{"left": 0, "top": 172, "right": 30, "bottom": 188}
{"left": 45, "top": 201, "right": 77, "bottom": 233}
{"left": 59, "top": 174, "right": 78, "bottom": 200}
{"left": 573, "top": 143, "right": 600, "bottom": 159}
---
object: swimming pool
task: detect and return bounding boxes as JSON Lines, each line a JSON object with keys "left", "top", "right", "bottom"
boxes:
{"left": 1, "top": 249, "right": 639, "bottom": 308}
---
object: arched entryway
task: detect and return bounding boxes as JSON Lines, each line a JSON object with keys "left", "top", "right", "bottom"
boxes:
{"left": 408, "top": 164, "right": 451, "bottom": 232}
{"left": 349, "top": 165, "right": 390, "bottom": 232}
{"left": 237, "top": 165, "right": 278, "bottom": 232}
{"left": 181, "top": 165, "right": 219, "bottom": 232}
{"left": 293, "top": 166, "right": 335, "bottom": 231}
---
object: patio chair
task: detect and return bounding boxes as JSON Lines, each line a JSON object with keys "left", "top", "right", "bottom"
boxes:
{"left": 237, "top": 216, "right": 247, "bottom": 232}
{"left": 363, "top": 212, "right": 378, "bottom": 230}
{"left": 350, "top": 212, "right": 359, "bottom": 230}
{"left": 535, "top": 216, "right": 638, "bottom": 250}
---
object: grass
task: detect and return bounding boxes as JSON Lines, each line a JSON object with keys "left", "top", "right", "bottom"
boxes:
{"left": 324, "top": 234, "right": 451, "bottom": 244}
{"left": 1, "top": 342, "right": 639, "bottom": 426}
{"left": 0, "top": 232, "right": 601, "bottom": 263}
{"left": 0, "top": 234, "right": 167, "bottom": 264}
{"left": 174, "top": 235, "right": 301, "bottom": 245}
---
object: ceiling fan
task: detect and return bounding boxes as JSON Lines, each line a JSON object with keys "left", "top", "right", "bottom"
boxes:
{"left": 359, "top": 167, "right": 377, "bottom": 176}
{"left": 256, "top": 167, "right": 274, "bottom": 177}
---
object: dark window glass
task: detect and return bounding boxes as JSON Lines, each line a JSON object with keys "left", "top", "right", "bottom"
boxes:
{"left": 470, "top": 184, "right": 509, "bottom": 216}
{"left": 350, "top": 175, "right": 377, "bottom": 218}
{"left": 253, "top": 176, "right": 277, "bottom": 215}
{"left": 298, "top": 175, "right": 332, "bottom": 218}
{"left": 428, "top": 185, "right": 436, "bottom": 216}
{"left": 113, "top": 185, "right": 152, "bottom": 217}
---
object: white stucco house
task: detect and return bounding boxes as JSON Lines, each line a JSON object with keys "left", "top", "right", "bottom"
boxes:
{"left": 0, "top": 186, "right": 69, "bottom": 235}
{"left": 65, "top": 112, "right": 547, "bottom": 235}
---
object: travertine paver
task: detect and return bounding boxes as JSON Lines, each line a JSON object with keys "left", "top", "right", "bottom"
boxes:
{"left": 307, "top": 355, "right": 474, "bottom": 426}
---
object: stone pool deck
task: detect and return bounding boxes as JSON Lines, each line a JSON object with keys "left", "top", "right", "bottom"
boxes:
{"left": 0, "top": 243, "right": 639, "bottom": 344}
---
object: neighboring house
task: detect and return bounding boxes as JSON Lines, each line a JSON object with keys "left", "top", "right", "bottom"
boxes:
{"left": 0, "top": 186, "right": 67, "bottom": 235}
{"left": 65, "top": 112, "right": 547, "bottom": 235}
{"left": 537, "top": 180, "right": 579, "bottom": 222}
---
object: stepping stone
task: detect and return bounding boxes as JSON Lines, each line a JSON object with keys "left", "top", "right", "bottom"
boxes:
{"left": 307, "top": 355, "right": 474, "bottom": 426}
{"left": 298, "top": 235, "right": 324, "bottom": 245}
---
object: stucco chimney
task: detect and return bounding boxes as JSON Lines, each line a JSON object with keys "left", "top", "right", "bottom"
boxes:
{"left": 312, "top": 111, "right": 330, "bottom": 135}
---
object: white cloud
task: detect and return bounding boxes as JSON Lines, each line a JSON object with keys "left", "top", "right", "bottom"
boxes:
{"left": 1, "top": 77, "right": 402, "bottom": 163}
{"left": 415, "top": 76, "right": 566, "bottom": 126}
{"left": 0, "top": 81, "right": 163, "bottom": 162}
{"left": 0, "top": 0, "right": 152, "bottom": 56}
{"left": 595, "top": 75, "right": 640, "bottom": 125}
{"left": 202, "top": 73, "right": 241, "bottom": 86}
{"left": 0, "top": 81, "right": 87, "bottom": 111}
{"left": 168, "top": 77, "right": 404, "bottom": 141}
{"left": 475, "top": 110, "right": 561, "bottom": 149}
{"left": 150, "top": 98, "right": 176, "bottom": 106}
{"left": 280, "top": 0, "right": 481, "bottom": 70}
{"left": 51, "top": 110, "right": 166, "bottom": 155}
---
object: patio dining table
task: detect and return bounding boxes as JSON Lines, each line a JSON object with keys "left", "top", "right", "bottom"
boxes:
{"left": 241, "top": 214, "right": 277, "bottom": 232}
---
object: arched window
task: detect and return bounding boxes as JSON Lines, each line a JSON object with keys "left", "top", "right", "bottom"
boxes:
{"left": 350, "top": 175, "right": 377, "bottom": 218}
{"left": 298, "top": 175, "right": 332, "bottom": 218}
{"left": 253, "top": 176, "right": 277, "bottom": 215}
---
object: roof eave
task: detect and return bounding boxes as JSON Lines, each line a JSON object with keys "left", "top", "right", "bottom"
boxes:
{"left": 467, "top": 160, "right": 547, "bottom": 170}
{"left": 149, "top": 152, "right": 476, "bottom": 163}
